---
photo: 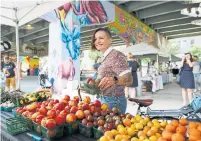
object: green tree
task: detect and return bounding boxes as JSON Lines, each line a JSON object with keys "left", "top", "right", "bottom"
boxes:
{"left": 159, "top": 40, "right": 180, "bottom": 55}
{"left": 190, "top": 45, "right": 201, "bottom": 60}
{"left": 88, "top": 50, "right": 103, "bottom": 60}
{"left": 167, "top": 41, "right": 180, "bottom": 55}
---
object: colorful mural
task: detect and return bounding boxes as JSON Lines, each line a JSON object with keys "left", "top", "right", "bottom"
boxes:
{"left": 41, "top": 1, "right": 158, "bottom": 94}
{"left": 107, "top": 6, "right": 156, "bottom": 45}
{"left": 21, "top": 56, "right": 39, "bottom": 76}
{"left": 41, "top": 0, "right": 115, "bottom": 94}
{"left": 56, "top": 1, "right": 114, "bottom": 60}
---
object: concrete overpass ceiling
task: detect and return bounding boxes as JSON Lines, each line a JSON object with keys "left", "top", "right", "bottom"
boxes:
{"left": 1, "top": 1, "right": 201, "bottom": 53}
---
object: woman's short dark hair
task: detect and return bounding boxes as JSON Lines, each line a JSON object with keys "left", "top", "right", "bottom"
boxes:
{"left": 91, "top": 28, "right": 112, "bottom": 51}
{"left": 185, "top": 53, "right": 193, "bottom": 62}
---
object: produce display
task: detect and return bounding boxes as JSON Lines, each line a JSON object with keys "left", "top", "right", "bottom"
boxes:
{"left": 0, "top": 90, "right": 24, "bottom": 104}
{"left": 20, "top": 90, "right": 51, "bottom": 105}
{"left": 81, "top": 83, "right": 101, "bottom": 95}
{"left": 6, "top": 94, "right": 201, "bottom": 141}
{"left": 99, "top": 116, "right": 201, "bottom": 141}
{"left": 1, "top": 101, "right": 15, "bottom": 108}
{"left": 0, "top": 101, "right": 15, "bottom": 112}
{"left": 81, "top": 77, "right": 101, "bottom": 95}
{"left": 13, "top": 89, "right": 51, "bottom": 106}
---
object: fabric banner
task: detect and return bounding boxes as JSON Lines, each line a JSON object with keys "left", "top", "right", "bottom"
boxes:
{"left": 107, "top": 6, "right": 156, "bottom": 45}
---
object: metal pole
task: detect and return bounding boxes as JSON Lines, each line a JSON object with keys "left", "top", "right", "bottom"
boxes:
{"left": 15, "top": 21, "right": 20, "bottom": 90}
{"left": 156, "top": 54, "right": 159, "bottom": 70}
{"left": 14, "top": 7, "right": 20, "bottom": 90}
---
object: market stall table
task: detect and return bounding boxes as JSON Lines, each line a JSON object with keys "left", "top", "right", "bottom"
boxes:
{"left": 161, "top": 73, "right": 173, "bottom": 84}
{"left": 0, "top": 111, "right": 96, "bottom": 141}
{"left": 141, "top": 75, "right": 163, "bottom": 93}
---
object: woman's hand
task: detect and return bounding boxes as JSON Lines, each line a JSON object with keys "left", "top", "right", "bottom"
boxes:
{"left": 98, "top": 77, "right": 115, "bottom": 90}
{"left": 182, "top": 56, "right": 186, "bottom": 61}
{"left": 86, "top": 77, "right": 95, "bottom": 84}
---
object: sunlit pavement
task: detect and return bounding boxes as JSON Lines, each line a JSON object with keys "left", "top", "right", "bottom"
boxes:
{"left": 20, "top": 76, "right": 40, "bottom": 93}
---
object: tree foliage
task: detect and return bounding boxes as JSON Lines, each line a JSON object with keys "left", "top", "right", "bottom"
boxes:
{"left": 88, "top": 50, "right": 103, "bottom": 60}
{"left": 190, "top": 45, "right": 201, "bottom": 60}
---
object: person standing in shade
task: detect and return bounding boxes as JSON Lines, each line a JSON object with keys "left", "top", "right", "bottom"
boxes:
{"left": 180, "top": 53, "right": 195, "bottom": 106}
{"left": 125, "top": 53, "right": 139, "bottom": 98}
{"left": 3, "top": 56, "right": 16, "bottom": 91}
{"left": 126, "top": 53, "right": 139, "bottom": 98}
{"left": 193, "top": 56, "right": 201, "bottom": 92}
{"left": 90, "top": 28, "right": 133, "bottom": 114}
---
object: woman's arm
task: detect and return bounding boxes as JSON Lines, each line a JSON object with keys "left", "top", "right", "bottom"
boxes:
{"left": 98, "top": 72, "right": 133, "bottom": 90}
{"left": 180, "top": 57, "right": 185, "bottom": 68}
{"left": 186, "top": 59, "right": 195, "bottom": 68}
{"left": 116, "top": 72, "right": 133, "bottom": 86}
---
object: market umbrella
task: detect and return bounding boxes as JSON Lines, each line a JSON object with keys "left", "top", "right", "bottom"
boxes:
{"left": 1, "top": 0, "right": 67, "bottom": 89}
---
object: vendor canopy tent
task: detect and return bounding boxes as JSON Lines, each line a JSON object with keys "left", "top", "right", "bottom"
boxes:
{"left": 0, "top": 0, "right": 67, "bottom": 89}
{"left": 1, "top": 0, "right": 67, "bottom": 26}
{"left": 118, "top": 43, "right": 167, "bottom": 56}
{"left": 134, "top": 54, "right": 181, "bottom": 62}
{"left": 118, "top": 43, "right": 181, "bottom": 62}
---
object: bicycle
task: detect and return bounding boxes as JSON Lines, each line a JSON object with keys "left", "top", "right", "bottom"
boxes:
{"left": 128, "top": 98, "right": 197, "bottom": 121}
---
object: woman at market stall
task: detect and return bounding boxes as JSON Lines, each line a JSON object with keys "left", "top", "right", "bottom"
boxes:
{"left": 91, "top": 28, "right": 133, "bottom": 114}
{"left": 126, "top": 53, "right": 139, "bottom": 98}
{"left": 180, "top": 53, "right": 195, "bottom": 106}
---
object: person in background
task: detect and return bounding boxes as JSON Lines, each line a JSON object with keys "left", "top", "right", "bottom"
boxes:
{"left": 180, "top": 53, "right": 195, "bottom": 106}
{"left": 126, "top": 53, "right": 139, "bottom": 98}
{"left": 92, "top": 63, "right": 101, "bottom": 80}
{"left": 2, "top": 56, "right": 16, "bottom": 91}
{"left": 90, "top": 28, "right": 133, "bottom": 114}
{"left": 193, "top": 56, "right": 201, "bottom": 92}
{"left": 172, "top": 65, "right": 179, "bottom": 77}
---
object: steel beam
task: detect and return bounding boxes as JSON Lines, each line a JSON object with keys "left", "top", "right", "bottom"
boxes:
{"left": 136, "top": 2, "right": 199, "bottom": 19}
{"left": 153, "top": 17, "right": 199, "bottom": 29}
{"left": 164, "top": 28, "right": 201, "bottom": 36}
{"left": 81, "top": 42, "right": 126, "bottom": 51}
{"left": 1, "top": 19, "right": 44, "bottom": 37}
{"left": 34, "top": 36, "right": 49, "bottom": 44}
{"left": 168, "top": 31, "right": 201, "bottom": 39}
{"left": 23, "top": 29, "right": 49, "bottom": 42}
{"left": 1, "top": 27, "right": 15, "bottom": 37}
{"left": 159, "top": 24, "right": 201, "bottom": 33}
{"left": 145, "top": 11, "right": 189, "bottom": 25}
{"left": 81, "top": 37, "right": 122, "bottom": 44}
{"left": 114, "top": 0, "right": 131, "bottom": 5}
{"left": 81, "top": 31, "right": 118, "bottom": 39}
{"left": 126, "top": 1, "right": 166, "bottom": 13}
{"left": 19, "top": 27, "right": 49, "bottom": 39}
{"left": 36, "top": 39, "right": 49, "bottom": 44}
{"left": 81, "top": 25, "right": 107, "bottom": 34}
{"left": 24, "top": 22, "right": 49, "bottom": 36}
{"left": 82, "top": 40, "right": 125, "bottom": 47}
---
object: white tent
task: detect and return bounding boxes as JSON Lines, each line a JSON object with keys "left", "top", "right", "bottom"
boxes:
{"left": 118, "top": 43, "right": 168, "bottom": 56}
{"left": 1, "top": 0, "right": 67, "bottom": 89}
{"left": 117, "top": 43, "right": 172, "bottom": 69}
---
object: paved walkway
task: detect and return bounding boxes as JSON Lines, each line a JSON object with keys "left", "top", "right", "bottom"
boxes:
{"left": 20, "top": 76, "right": 40, "bottom": 93}
{"left": 126, "top": 82, "right": 183, "bottom": 115}
{"left": 20, "top": 76, "right": 188, "bottom": 115}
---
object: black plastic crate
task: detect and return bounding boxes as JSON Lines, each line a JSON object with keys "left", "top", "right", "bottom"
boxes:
{"left": 22, "top": 115, "right": 34, "bottom": 131}
{"left": 79, "top": 123, "right": 93, "bottom": 138}
{"left": 93, "top": 127, "right": 104, "bottom": 139}
{"left": 41, "top": 125, "right": 64, "bottom": 140}
{"left": 64, "top": 121, "right": 79, "bottom": 136}
{"left": 33, "top": 121, "right": 42, "bottom": 135}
